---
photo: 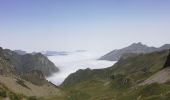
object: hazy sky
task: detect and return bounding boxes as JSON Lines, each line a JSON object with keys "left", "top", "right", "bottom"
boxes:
{"left": 0, "top": 0, "right": 170, "bottom": 53}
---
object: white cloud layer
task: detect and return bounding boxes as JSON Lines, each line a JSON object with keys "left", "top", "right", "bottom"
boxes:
{"left": 46, "top": 51, "right": 116, "bottom": 85}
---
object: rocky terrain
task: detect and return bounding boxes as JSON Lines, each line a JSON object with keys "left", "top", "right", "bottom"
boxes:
{"left": 0, "top": 47, "right": 62, "bottom": 100}
{"left": 5, "top": 48, "right": 59, "bottom": 77}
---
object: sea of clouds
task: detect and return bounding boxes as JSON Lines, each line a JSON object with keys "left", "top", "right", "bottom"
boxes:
{"left": 46, "top": 51, "right": 116, "bottom": 85}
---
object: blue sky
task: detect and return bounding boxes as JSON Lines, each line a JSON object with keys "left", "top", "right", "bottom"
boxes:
{"left": 0, "top": 0, "right": 170, "bottom": 53}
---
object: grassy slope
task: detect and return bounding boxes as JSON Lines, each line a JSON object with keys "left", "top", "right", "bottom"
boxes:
{"left": 0, "top": 76, "right": 63, "bottom": 98}
{"left": 0, "top": 77, "right": 63, "bottom": 98}
{"left": 57, "top": 50, "right": 170, "bottom": 100}
{"left": 1, "top": 49, "right": 170, "bottom": 100}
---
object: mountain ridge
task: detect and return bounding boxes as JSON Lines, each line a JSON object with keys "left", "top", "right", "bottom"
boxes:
{"left": 100, "top": 42, "right": 170, "bottom": 61}
{"left": 4, "top": 48, "right": 59, "bottom": 77}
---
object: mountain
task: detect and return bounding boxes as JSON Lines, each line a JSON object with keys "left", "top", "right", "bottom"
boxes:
{"left": 100, "top": 42, "right": 170, "bottom": 61}
{"left": 2, "top": 46, "right": 170, "bottom": 100}
{"left": 14, "top": 50, "right": 27, "bottom": 55}
{"left": 0, "top": 47, "right": 16, "bottom": 75}
{"left": 159, "top": 44, "right": 170, "bottom": 50}
{"left": 0, "top": 47, "right": 63, "bottom": 100}
{"left": 60, "top": 50, "right": 170, "bottom": 100}
{"left": 20, "top": 53, "right": 59, "bottom": 76}
{"left": 41, "top": 51, "right": 69, "bottom": 56}
{"left": 75, "top": 50, "right": 87, "bottom": 52}
{"left": 3, "top": 49, "right": 59, "bottom": 77}
{"left": 62, "top": 50, "right": 169, "bottom": 87}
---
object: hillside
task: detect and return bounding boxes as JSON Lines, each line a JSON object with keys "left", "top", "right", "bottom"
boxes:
{"left": 100, "top": 42, "right": 170, "bottom": 61}
{"left": 60, "top": 50, "right": 170, "bottom": 100}
{"left": 62, "top": 50, "right": 169, "bottom": 87}
{"left": 3, "top": 48, "right": 59, "bottom": 77}
{"left": 1, "top": 46, "right": 170, "bottom": 100}
{"left": 0, "top": 47, "right": 63, "bottom": 100}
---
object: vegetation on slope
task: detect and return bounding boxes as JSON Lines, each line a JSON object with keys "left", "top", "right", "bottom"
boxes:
{"left": 59, "top": 50, "right": 170, "bottom": 100}
{"left": 62, "top": 50, "right": 169, "bottom": 87}
{"left": 0, "top": 47, "right": 63, "bottom": 99}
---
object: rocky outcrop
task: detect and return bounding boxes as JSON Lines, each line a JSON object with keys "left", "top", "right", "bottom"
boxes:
{"left": 163, "top": 50, "right": 170, "bottom": 68}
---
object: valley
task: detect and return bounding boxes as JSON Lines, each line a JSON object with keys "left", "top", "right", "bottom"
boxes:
{"left": 1, "top": 1, "right": 170, "bottom": 99}
{"left": 1, "top": 43, "right": 170, "bottom": 100}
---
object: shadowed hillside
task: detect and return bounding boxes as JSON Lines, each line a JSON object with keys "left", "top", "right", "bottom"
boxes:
{"left": 2, "top": 48, "right": 59, "bottom": 77}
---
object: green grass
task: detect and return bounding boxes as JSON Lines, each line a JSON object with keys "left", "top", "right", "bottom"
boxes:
{"left": 117, "top": 83, "right": 170, "bottom": 100}
{"left": 27, "top": 96, "right": 37, "bottom": 100}
{"left": 0, "top": 88, "right": 7, "bottom": 98}
{"left": 39, "top": 50, "right": 170, "bottom": 100}
{"left": 60, "top": 75, "right": 170, "bottom": 100}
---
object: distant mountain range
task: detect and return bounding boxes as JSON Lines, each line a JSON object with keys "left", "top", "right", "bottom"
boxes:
{"left": 14, "top": 50, "right": 88, "bottom": 57}
{"left": 14, "top": 50, "right": 70, "bottom": 56}
{"left": 100, "top": 42, "right": 170, "bottom": 61}
{"left": 41, "top": 51, "right": 70, "bottom": 56}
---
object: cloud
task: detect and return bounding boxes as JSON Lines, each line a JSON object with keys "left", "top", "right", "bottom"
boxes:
{"left": 46, "top": 51, "right": 116, "bottom": 85}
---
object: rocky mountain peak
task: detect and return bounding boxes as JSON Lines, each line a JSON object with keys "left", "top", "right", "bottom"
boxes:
{"left": 129, "top": 42, "right": 147, "bottom": 48}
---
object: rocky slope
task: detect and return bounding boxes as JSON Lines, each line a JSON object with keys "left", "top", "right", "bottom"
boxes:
{"left": 100, "top": 42, "right": 170, "bottom": 61}
{"left": 20, "top": 53, "right": 59, "bottom": 76}
{"left": 0, "top": 47, "right": 63, "bottom": 100}
{"left": 3, "top": 48, "right": 59, "bottom": 76}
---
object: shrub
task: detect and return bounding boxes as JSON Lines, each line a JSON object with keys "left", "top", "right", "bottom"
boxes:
{"left": 27, "top": 96, "right": 37, "bottom": 100}
{"left": 138, "top": 83, "right": 167, "bottom": 98}
{"left": 9, "top": 93, "right": 20, "bottom": 100}
{"left": 111, "top": 74, "right": 133, "bottom": 89}
{"left": 66, "top": 90, "right": 91, "bottom": 100}
{"left": 0, "top": 89, "right": 7, "bottom": 97}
